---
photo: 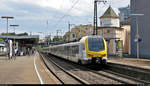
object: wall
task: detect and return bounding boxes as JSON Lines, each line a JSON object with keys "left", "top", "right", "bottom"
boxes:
{"left": 101, "top": 18, "right": 120, "bottom": 27}
{"left": 120, "top": 25, "right": 131, "bottom": 54}
{"left": 131, "top": 0, "right": 150, "bottom": 58}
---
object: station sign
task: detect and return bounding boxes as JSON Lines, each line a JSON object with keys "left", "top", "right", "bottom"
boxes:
{"left": 138, "top": 38, "right": 142, "bottom": 42}
{"left": 134, "top": 38, "right": 142, "bottom": 42}
{"left": 136, "top": 34, "right": 140, "bottom": 38}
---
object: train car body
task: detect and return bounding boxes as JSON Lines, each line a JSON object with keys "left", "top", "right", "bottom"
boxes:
{"left": 42, "top": 36, "right": 107, "bottom": 64}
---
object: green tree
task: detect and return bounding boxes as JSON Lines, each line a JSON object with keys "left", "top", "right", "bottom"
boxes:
{"left": 53, "top": 36, "right": 63, "bottom": 42}
{"left": 34, "top": 45, "right": 42, "bottom": 50}
{"left": 1, "top": 32, "right": 16, "bottom": 36}
{"left": 0, "top": 38, "right": 3, "bottom": 42}
{"left": 17, "top": 32, "right": 28, "bottom": 36}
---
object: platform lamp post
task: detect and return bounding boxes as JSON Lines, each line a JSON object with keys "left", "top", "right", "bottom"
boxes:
{"left": 38, "top": 32, "right": 45, "bottom": 40}
{"left": 130, "top": 13, "right": 144, "bottom": 59}
{"left": 10, "top": 24, "right": 19, "bottom": 52}
{"left": 1, "top": 16, "right": 14, "bottom": 59}
{"left": 10, "top": 25, "right": 19, "bottom": 34}
{"left": 38, "top": 32, "right": 47, "bottom": 46}
{"left": 45, "top": 32, "right": 51, "bottom": 46}
{"left": 1, "top": 16, "right": 14, "bottom": 34}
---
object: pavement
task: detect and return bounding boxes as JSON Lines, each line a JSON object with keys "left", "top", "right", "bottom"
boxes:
{"left": 0, "top": 56, "right": 7, "bottom": 60}
{"left": 0, "top": 53, "right": 60, "bottom": 84}
{"left": 108, "top": 56, "right": 150, "bottom": 70}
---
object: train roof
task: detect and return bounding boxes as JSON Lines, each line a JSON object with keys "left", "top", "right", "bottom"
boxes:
{"left": 80, "top": 35, "right": 103, "bottom": 39}
{"left": 43, "top": 35, "right": 104, "bottom": 49}
{"left": 79, "top": 35, "right": 103, "bottom": 42}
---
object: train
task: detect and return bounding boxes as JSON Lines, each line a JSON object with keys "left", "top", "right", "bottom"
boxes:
{"left": 42, "top": 36, "right": 107, "bottom": 64}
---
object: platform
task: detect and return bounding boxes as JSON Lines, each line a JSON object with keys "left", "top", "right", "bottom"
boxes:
{"left": 0, "top": 53, "right": 60, "bottom": 84}
{"left": 108, "top": 56, "right": 150, "bottom": 70}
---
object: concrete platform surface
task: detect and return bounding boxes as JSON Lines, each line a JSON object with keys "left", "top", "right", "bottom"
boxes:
{"left": 0, "top": 53, "right": 59, "bottom": 84}
{"left": 108, "top": 56, "right": 150, "bottom": 70}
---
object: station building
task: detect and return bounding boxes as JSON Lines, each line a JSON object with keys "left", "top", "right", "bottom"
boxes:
{"left": 0, "top": 42, "right": 6, "bottom": 56}
{"left": 98, "top": 6, "right": 130, "bottom": 55}
{"left": 0, "top": 35, "right": 39, "bottom": 56}
{"left": 131, "top": 0, "right": 150, "bottom": 59}
{"left": 63, "top": 6, "right": 131, "bottom": 55}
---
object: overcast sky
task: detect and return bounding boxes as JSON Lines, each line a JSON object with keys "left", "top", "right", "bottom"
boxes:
{"left": 0, "top": 0, "right": 130, "bottom": 38}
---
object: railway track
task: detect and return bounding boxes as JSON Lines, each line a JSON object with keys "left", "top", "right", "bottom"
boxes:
{"left": 39, "top": 53, "right": 89, "bottom": 84}
{"left": 39, "top": 52, "right": 149, "bottom": 84}
{"left": 87, "top": 65, "right": 150, "bottom": 84}
{"left": 106, "top": 62, "right": 150, "bottom": 83}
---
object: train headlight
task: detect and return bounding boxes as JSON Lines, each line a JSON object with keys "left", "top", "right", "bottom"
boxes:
{"left": 101, "top": 54, "right": 106, "bottom": 57}
{"left": 88, "top": 54, "right": 93, "bottom": 57}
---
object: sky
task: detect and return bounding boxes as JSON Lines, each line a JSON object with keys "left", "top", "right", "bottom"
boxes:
{"left": 0, "top": 0, "right": 130, "bottom": 39}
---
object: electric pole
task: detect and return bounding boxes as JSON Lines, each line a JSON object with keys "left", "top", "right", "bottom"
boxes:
{"left": 68, "top": 21, "right": 71, "bottom": 42}
{"left": 56, "top": 30, "right": 61, "bottom": 41}
{"left": 68, "top": 21, "right": 75, "bottom": 42}
{"left": 10, "top": 25, "right": 19, "bottom": 34}
{"left": 93, "top": 0, "right": 107, "bottom": 35}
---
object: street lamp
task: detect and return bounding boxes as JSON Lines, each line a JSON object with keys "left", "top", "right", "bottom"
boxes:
{"left": 38, "top": 32, "right": 46, "bottom": 39}
{"left": 1, "top": 16, "right": 14, "bottom": 34}
{"left": 130, "top": 13, "right": 144, "bottom": 59}
{"left": 10, "top": 25, "right": 19, "bottom": 34}
{"left": 45, "top": 32, "right": 51, "bottom": 45}
{"left": 1, "top": 16, "right": 14, "bottom": 59}
{"left": 10, "top": 25, "right": 19, "bottom": 54}
{"left": 38, "top": 32, "right": 51, "bottom": 45}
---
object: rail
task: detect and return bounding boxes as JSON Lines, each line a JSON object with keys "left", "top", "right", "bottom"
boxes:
{"left": 39, "top": 52, "right": 89, "bottom": 84}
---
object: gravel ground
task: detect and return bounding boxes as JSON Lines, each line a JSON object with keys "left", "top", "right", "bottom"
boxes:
{"left": 42, "top": 54, "right": 81, "bottom": 84}
{"left": 35, "top": 53, "right": 61, "bottom": 84}
{"left": 48, "top": 55, "right": 122, "bottom": 84}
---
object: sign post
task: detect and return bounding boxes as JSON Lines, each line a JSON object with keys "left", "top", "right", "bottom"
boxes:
{"left": 130, "top": 13, "right": 144, "bottom": 59}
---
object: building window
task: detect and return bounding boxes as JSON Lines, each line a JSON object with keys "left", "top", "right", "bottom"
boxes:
{"left": 72, "top": 34, "right": 75, "bottom": 38}
{"left": 107, "top": 30, "right": 110, "bottom": 33}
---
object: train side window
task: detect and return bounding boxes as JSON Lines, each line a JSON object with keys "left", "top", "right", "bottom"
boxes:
{"left": 71, "top": 45, "right": 79, "bottom": 57}
{"left": 76, "top": 45, "right": 79, "bottom": 53}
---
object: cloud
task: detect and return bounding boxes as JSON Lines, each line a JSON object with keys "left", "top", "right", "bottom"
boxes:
{"left": 0, "top": 0, "right": 130, "bottom": 38}
{"left": 0, "top": 0, "right": 130, "bottom": 17}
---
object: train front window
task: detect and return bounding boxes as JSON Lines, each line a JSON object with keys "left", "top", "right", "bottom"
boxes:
{"left": 88, "top": 38, "right": 104, "bottom": 51}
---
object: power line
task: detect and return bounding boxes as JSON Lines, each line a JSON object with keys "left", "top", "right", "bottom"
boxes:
{"left": 52, "top": 0, "right": 80, "bottom": 29}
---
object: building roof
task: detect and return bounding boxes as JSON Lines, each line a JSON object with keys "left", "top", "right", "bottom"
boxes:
{"left": 0, "top": 35, "right": 39, "bottom": 39}
{"left": 97, "top": 26, "right": 124, "bottom": 30}
{"left": 100, "top": 6, "right": 119, "bottom": 19}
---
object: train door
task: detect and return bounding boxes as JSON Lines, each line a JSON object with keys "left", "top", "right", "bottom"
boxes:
{"left": 71, "top": 44, "right": 79, "bottom": 62}
{"left": 78, "top": 44, "right": 82, "bottom": 62}
{"left": 75, "top": 45, "right": 80, "bottom": 63}
{"left": 64, "top": 45, "right": 68, "bottom": 59}
{"left": 69, "top": 45, "right": 72, "bottom": 61}
{"left": 81, "top": 43, "right": 86, "bottom": 59}
{"left": 66, "top": 46, "right": 69, "bottom": 60}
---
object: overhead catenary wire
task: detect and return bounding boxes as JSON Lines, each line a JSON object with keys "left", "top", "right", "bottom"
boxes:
{"left": 52, "top": 0, "right": 80, "bottom": 29}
